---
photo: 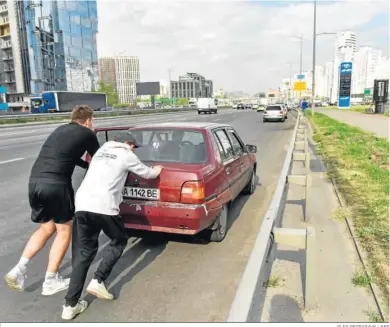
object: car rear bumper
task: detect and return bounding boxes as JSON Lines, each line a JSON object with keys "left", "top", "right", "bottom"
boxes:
{"left": 264, "top": 115, "right": 284, "bottom": 120}
{"left": 198, "top": 108, "right": 216, "bottom": 112}
{"left": 120, "top": 200, "right": 220, "bottom": 235}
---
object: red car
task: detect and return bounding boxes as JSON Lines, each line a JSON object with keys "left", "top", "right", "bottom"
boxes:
{"left": 89, "top": 122, "right": 257, "bottom": 242}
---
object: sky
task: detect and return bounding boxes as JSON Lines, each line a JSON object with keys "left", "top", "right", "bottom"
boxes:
{"left": 96, "top": 0, "right": 390, "bottom": 94}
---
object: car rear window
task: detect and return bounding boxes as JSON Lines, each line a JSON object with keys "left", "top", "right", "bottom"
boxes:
{"left": 99, "top": 128, "right": 208, "bottom": 164}
{"left": 266, "top": 106, "right": 282, "bottom": 111}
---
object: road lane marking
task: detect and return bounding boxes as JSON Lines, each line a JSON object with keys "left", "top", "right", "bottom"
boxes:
{"left": 0, "top": 157, "right": 25, "bottom": 165}
{"left": 0, "top": 130, "right": 37, "bottom": 136}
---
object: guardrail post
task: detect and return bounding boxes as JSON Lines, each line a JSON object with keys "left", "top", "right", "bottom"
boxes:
{"left": 305, "top": 226, "right": 316, "bottom": 310}
{"left": 273, "top": 226, "right": 317, "bottom": 310}
{"left": 287, "top": 173, "right": 311, "bottom": 222}
{"left": 304, "top": 172, "right": 312, "bottom": 222}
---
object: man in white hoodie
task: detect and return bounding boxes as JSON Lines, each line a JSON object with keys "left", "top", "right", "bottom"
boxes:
{"left": 62, "top": 132, "right": 162, "bottom": 320}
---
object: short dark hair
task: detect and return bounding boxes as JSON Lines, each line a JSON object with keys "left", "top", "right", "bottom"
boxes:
{"left": 71, "top": 105, "right": 94, "bottom": 124}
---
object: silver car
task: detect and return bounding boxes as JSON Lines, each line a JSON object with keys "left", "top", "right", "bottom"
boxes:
{"left": 263, "top": 105, "right": 286, "bottom": 122}
{"left": 275, "top": 103, "right": 288, "bottom": 119}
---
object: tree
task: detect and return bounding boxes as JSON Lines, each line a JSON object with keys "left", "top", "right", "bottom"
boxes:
{"left": 177, "top": 98, "right": 189, "bottom": 106}
{"left": 94, "top": 81, "right": 119, "bottom": 106}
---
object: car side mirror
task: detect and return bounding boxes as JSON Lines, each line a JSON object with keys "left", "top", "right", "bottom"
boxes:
{"left": 246, "top": 144, "right": 257, "bottom": 153}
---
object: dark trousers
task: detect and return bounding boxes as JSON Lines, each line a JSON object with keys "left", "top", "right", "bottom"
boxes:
{"left": 65, "top": 211, "right": 128, "bottom": 306}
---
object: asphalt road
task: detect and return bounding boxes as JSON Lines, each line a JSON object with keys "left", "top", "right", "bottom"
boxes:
{"left": 0, "top": 109, "right": 296, "bottom": 322}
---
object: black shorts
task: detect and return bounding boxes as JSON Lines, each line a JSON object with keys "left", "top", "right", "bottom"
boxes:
{"left": 28, "top": 181, "right": 75, "bottom": 224}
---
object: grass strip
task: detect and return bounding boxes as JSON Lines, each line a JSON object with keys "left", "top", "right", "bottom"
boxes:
{"left": 308, "top": 112, "right": 389, "bottom": 312}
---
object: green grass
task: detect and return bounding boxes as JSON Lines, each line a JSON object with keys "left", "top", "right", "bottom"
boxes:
{"left": 319, "top": 105, "right": 390, "bottom": 116}
{"left": 309, "top": 112, "right": 389, "bottom": 312}
{"left": 351, "top": 270, "right": 372, "bottom": 287}
{"left": 365, "top": 310, "right": 386, "bottom": 323}
{"left": 262, "top": 276, "right": 282, "bottom": 288}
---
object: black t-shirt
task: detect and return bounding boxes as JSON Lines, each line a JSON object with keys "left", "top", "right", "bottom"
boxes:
{"left": 30, "top": 122, "right": 100, "bottom": 184}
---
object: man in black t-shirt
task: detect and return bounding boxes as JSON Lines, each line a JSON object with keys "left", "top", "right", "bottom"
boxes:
{"left": 4, "top": 105, "right": 100, "bottom": 296}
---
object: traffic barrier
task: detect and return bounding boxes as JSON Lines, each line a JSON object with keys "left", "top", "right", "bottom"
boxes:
{"left": 0, "top": 107, "right": 193, "bottom": 120}
{"left": 227, "top": 110, "right": 317, "bottom": 322}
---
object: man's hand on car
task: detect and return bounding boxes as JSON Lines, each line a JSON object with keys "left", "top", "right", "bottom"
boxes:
{"left": 153, "top": 165, "right": 163, "bottom": 176}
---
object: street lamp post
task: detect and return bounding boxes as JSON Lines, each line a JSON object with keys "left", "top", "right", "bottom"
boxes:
{"left": 311, "top": 0, "right": 336, "bottom": 116}
{"left": 292, "top": 34, "right": 304, "bottom": 76}
{"left": 311, "top": 0, "right": 317, "bottom": 116}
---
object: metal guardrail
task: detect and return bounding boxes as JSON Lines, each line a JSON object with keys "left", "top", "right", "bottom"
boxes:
{"left": 227, "top": 110, "right": 316, "bottom": 322}
{"left": 0, "top": 107, "right": 193, "bottom": 120}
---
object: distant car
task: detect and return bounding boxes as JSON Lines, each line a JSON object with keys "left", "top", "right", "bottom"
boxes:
{"left": 245, "top": 104, "right": 252, "bottom": 110}
{"left": 197, "top": 98, "right": 218, "bottom": 114}
{"left": 257, "top": 105, "right": 265, "bottom": 112}
{"left": 90, "top": 122, "right": 258, "bottom": 242}
{"left": 275, "top": 103, "right": 288, "bottom": 119}
{"left": 263, "top": 105, "right": 286, "bottom": 122}
{"left": 237, "top": 103, "right": 245, "bottom": 110}
{"left": 252, "top": 104, "right": 259, "bottom": 110}
{"left": 232, "top": 104, "right": 238, "bottom": 109}
{"left": 98, "top": 106, "right": 112, "bottom": 112}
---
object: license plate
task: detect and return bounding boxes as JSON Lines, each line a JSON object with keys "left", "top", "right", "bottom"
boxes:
{"left": 122, "top": 187, "right": 160, "bottom": 200}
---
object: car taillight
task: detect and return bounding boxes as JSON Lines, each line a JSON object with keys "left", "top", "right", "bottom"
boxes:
{"left": 280, "top": 110, "right": 284, "bottom": 114}
{"left": 85, "top": 154, "right": 91, "bottom": 162}
{"left": 181, "top": 181, "right": 205, "bottom": 204}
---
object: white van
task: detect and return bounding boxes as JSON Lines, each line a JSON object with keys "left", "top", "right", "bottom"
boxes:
{"left": 197, "top": 98, "right": 218, "bottom": 114}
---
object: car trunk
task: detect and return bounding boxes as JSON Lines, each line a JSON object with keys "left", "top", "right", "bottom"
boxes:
{"left": 124, "top": 161, "right": 215, "bottom": 203}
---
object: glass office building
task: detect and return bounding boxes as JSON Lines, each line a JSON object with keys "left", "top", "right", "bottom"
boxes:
{"left": 24, "top": 0, "right": 98, "bottom": 93}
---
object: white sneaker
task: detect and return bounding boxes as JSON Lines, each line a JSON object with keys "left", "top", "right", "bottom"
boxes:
{"left": 61, "top": 300, "right": 88, "bottom": 320}
{"left": 4, "top": 267, "right": 27, "bottom": 292}
{"left": 86, "top": 278, "right": 114, "bottom": 300}
{"left": 42, "top": 273, "right": 70, "bottom": 296}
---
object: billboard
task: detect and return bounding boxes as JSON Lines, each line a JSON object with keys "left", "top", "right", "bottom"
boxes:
{"left": 136, "top": 82, "right": 160, "bottom": 96}
{"left": 294, "top": 81, "right": 307, "bottom": 91}
{"left": 338, "top": 62, "right": 353, "bottom": 108}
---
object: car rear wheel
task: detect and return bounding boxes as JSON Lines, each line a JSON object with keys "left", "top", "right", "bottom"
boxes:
{"left": 243, "top": 168, "right": 256, "bottom": 195}
{"left": 210, "top": 204, "right": 228, "bottom": 242}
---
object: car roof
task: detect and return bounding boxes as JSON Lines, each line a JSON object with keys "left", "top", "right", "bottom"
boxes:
{"left": 130, "top": 122, "right": 230, "bottom": 130}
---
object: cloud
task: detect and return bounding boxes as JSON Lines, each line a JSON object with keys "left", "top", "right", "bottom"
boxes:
{"left": 97, "top": 0, "right": 389, "bottom": 93}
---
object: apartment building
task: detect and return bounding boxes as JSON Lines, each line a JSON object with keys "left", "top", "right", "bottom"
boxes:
{"left": 0, "top": 0, "right": 29, "bottom": 104}
{"left": 170, "top": 72, "right": 213, "bottom": 99}
{"left": 98, "top": 56, "right": 140, "bottom": 103}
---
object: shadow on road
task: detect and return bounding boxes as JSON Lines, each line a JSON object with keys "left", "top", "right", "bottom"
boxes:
{"left": 84, "top": 237, "right": 166, "bottom": 305}
{"left": 269, "top": 295, "right": 304, "bottom": 322}
{"left": 274, "top": 249, "right": 306, "bottom": 299}
{"left": 285, "top": 199, "right": 305, "bottom": 221}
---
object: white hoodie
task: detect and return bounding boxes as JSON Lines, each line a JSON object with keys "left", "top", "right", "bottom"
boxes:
{"left": 75, "top": 141, "right": 158, "bottom": 216}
